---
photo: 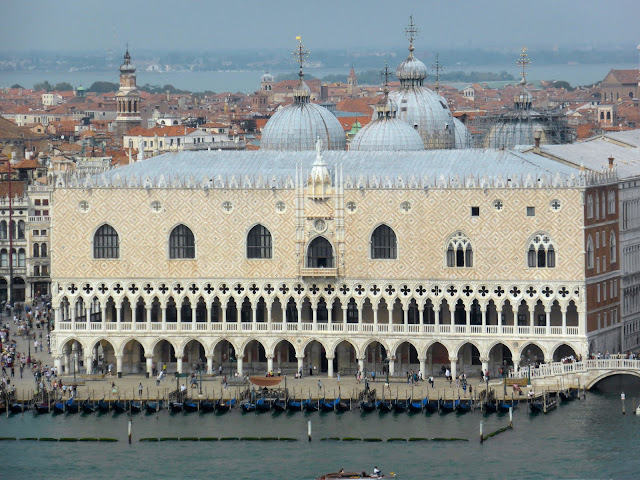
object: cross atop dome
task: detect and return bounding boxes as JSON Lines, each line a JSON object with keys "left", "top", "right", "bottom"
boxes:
{"left": 432, "top": 53, "right": 444, "bottom": 93}
{"left": 517, "top": 47, "right": 531, "bottom": 85}
{"left": 292, "top": 36, "right": 310, "bottom": 84}
{"left": 404, "top": 15, "right": 419, "bottom": 52}
{"left": 380, "top": 61, "right": 393, "bottom": 95}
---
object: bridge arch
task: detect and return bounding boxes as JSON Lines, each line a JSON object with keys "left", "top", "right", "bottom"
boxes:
{"left": 586, "top": 371, "right": 640, "bottom": 390}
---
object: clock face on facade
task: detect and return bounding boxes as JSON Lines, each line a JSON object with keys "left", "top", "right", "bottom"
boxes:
{"left": 313, "top": 219, "right": 326, "bottom": 233}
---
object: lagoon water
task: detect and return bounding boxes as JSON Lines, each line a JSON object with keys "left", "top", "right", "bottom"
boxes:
{"left": 1, "top": 391, "right": 639, "bottom": 480}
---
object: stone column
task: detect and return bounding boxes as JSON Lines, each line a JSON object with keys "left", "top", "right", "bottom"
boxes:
{"left": 53, "top": 355, "right": 63, "bottom": 375}
{"left": 146, "top": 306, "right": 152, "bottom": 330}
{"left": 146, "top": 355, "right": 153, "bottom": 378}
{"left": 358, "top": 357, "right": 364, "bottom": 374}
{"left": 64, "top": 351, "right": 70, "bottom": 374}
{"left": 54, "top": 307, "right": 60, "bottom": 330}
{"left": 84, "top": 354, "right": 93, "bottom": 375}
{"left": 449, "top": 356, "right": 457, "bottom": 380}
{"left": 312, "top": 304, "right": 317, "bottom": 331}
{"left": 206, "top": 355, "right": 213, "bottom": 374}
{"left": 419, "top": 356, "right": 426, "bottom": 379}
{"left": 387, "top": 306, "right": 393, "bottom": 325}
{"left": 71, "top": 302, "right": 76, "bottom": 330}
{"left": 480, "top": 357, "right": 489, "bottom": 377}
{"left": 252, "top": 302, "right": 257, "bottom": 329}
{"left": 403, "top": 307, "right": 409, "bottom": 326}
{"left": 418, "top": 306, "right": 424, "bottom": 325}
{"left": 498, "top": 308, "right": 503, "bottom": 332}
{"left": 546, "top": 308, "right": 551, "bottom": 335}
{"left": 561, "top": 307, "right": 567, "bottom": 335}
{"left": 115, "top": 306, "right": 121, "bottom": 331}
{"left": 161, "top": 304, "right": 167, "bottom": 331}
{"left": 267, "top": 355, "right": 274, "bottom": 373}
{"left": 327, "top": 356, "right": 334, "bottom": 378}
{"left": 529, "top": 308, "right": 535, "bottom": 329}
{"left": 237, "top": 357, "right": 243, "bottom": 376}
{"left": 297, "top": 303, "right": 302, "bottom": 327}
{"left": 236, "top": 302, "right": 242, "bottom": 324}
{"left": 116, "top": 355, "right": 123, "bottom": 378}
{"left": 222, "top": 300, "right": 227, "bottom": 324}
{"left": 342, "top": 307, "right": 348, "bottom": 328}
{"left": 297, "top": 355, "right": 304, "bottom": 375}
{"left": 373, "top": 306, "right": 378, "bottom": 328}
{"left": 85, "top": 307, "right": 91, "bottom": 325}
{"left": 434, "top": 306, "right": 440, "bottom": 330}
{"left": 357, "top": 305, "right": 363, "bottom": 331}
{"left": 192, "top": 303, "right": 197, "bottom": 329}
{"left": 388, "top": 358, "right": 395, "bottom": 377}
{"left": 101, "top": 305, "right": 106, "bottom": 331}
{"left": 481, "top": 307, "right": 487, "bottom": 332}
{"left": 465, "top": 306, "right": 471, "bottom": 330}
{"left": 267, "top": 302, "right": 272, "bottom": 329}
{"left": 176, "top": 356, "right": 183, "bottom": 374}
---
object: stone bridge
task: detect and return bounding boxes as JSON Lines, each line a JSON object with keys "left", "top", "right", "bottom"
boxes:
{"left": 513, "top": 359, "right": 640, "bottom": 390}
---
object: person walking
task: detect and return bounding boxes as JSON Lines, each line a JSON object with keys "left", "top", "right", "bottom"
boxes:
{"left": 138, "top": 382, "right": 143, "bottom": 397}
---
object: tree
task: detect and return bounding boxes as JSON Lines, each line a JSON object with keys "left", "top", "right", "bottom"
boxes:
{"left": 87, "top": 81, "right": 119, "bottom": 93}
{"left": 10, "top": 84, "right": 23, "bottom": 89}
{"left": 53, "top": 82, "right": 74, "bottom": 91}
{"left": 33, "top": 80, "right": 52, "bottom": 92}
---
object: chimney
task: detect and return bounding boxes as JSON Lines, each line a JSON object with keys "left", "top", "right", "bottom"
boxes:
{"left": 608, "top": 156, "right": 615, "bottom": 170}
{"left": 533, "top": 129, "right": 542, "bottom": 149}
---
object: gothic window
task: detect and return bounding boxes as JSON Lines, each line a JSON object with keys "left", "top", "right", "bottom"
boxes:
{"left": 446, "top": 232, "right": 473, "bottom": 267}
{"left": 41, "top": 243, "right": 47, "bottom": 257}
{"left": 602, "top": 193, "right": 606, "bottom": 218}
{"left": 586, "top": 235, "right": 594, "bottom": 269}
{"left": 33, "top": 243, "right": 40, "bottom": 258}
{"left": 527, "top": 233, "right": 555, "bottom": 268}
{"left": 0, "top": 221, "right": 6, "bottom": 240}
{"left": 93, "top": 224, "right": 119, "bottom": 259}
{"left": 587, "top": 195, "right": 593, "bottom": 219}
{"left": 371, "top": 224, "right": 397, "bottom": 259}
{"left": 307, "top": 236, "right": 334, "bottom": 268}
{"left": 18, "top": 248, "right": 25, "bottom": 267}
{"left": 595, "top": 194, "right": 600, "bottom": 220}
{"left": 608, "top": 191, "right": 616, "bottom": 214}
{"left": 0, "top": 249, "right": 6, "bottom": 267}
{"left": 247, "top": 224, "right": 272, "bottom": 259}
{"left": 17, "top": 220, "right": 25, "bottom": 239}
{"left": 610, "top": 231, "right": 617, "bottom": 263}
{"left": 169, "top": 224, "right": 195, "bottom": 259}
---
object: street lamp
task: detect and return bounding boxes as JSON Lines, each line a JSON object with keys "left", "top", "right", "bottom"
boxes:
{"left": 383, "top": 357, "right": 390, "bottom": 385}
{"left": 199, "top": 368, "right": 203, "bottom": 395}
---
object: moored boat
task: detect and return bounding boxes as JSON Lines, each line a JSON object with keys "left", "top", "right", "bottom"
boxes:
{"left": 130, "top": 402, "right": 142, "bottom": 414}
{"left": 9, "top": 403, "right": 29, "bottom": 414}
{"left": 359, "top": 401, "right": 376, "bottom": 413}
{"left": 440, "top": 399, "right": 459, "bottom": 413}
{"left": 425, "top": 399, "right": 439, "bottom": 413}
{"left": 241, "top": 402, "right": 256, "bottom": 413}
{"left": 457, "top": 399, "right": 472, "bottom": 413}
{"left": 215, "top": 398, "right": 236, "bottom": 412}
{"left": 34, "top": 403, "right": 51, "bottom": 414}
{"left": 81, "top": 400, "right": 96, "bottom": 414}
{"left": 376, "top": 400, "right": 392, "bottom": 413}
{"left": 321, "top": 398, "right": 340, "bottom": 413}
{"left": 200, "top": 401, "right": 215, "bottom": 413}
{"left": 392, "top": 399, "right": 408, "bottom": 413}
{"left": 336, "top": 400, "right": 350, "bottom": 412}
{"left": 498, "top": 400, "right": 518, "bottom": 413}
{"left": 316, "top": 470, "right": 396, "bottom": 479}
{"left": 112, "top": 401, "right": 128, "bottom": 414}
{"left": 145, "top": 401, "right": 162, "bottom": 413}
{"left": 256, "top": 398, "right": 271, "bottom": 413}
{"left": 183, "top": 401, "right": 199, "bottom": 413}
{"left": 273, "top": 399, "right": 287, "bottom": 412}
{"left": 169, "top": 402, "right": 183, "bottom": 413}
{"left": 408, "top": 397, "right": 428, "bottom": 413}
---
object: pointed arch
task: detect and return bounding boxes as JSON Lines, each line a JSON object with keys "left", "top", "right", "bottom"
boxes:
{"left": 169, "top": 224, "right": 195, "bottom": 259}
{"left": 370, "top": 224, "right": 397, "bottom": 259}
{"left": 246, "top": 224, "right": 272, "bottom": 259}
{"left": 446, "top": 231, "right": 473, "bottom": 267}
{"left": 306, "top": 236, "right": 334, "bottom": 268}
{"left": 93, "top": 224, "right": 119, "bottom": 259}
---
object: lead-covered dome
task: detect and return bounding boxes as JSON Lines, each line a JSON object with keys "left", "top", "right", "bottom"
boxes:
{"left": 261, "top": 71, "right": 274, "bottom": 83}
{"left": 351, "top": 94, "right": 423, "bottom": 151}
{"left": 120, "top": 49, "right": 135, "bottom": 74}
{"left": 261, "top": 81, "right": 345, "bottom": 151}
{"left": 453, "top": 117, "right": 473, "bottom": 148}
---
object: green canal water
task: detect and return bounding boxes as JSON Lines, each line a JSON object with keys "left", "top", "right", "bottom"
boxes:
{"left": 1, "top": 391, "right": 639, "bottom": 480}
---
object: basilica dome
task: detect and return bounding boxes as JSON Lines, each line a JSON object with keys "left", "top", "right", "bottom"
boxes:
{"left": 351, "top": 94, "right": 423, "bottom": 152}
{"left": 453, "top": 117, "right": 473, "bottom": 148}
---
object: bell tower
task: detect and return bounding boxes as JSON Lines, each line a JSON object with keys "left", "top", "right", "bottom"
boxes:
{"left": 115, "top": 47, "right": 142, "bottom": 139}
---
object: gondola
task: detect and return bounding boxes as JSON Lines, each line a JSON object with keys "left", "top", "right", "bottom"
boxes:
{"left": 321, "top": 398, "right": 340, "bottom": 413}
{"left": 112, "top": 401, "right": 128, "bottom": 414}
{"left": 305, "top": 398, "right": 321, "bottom": 412}
{"left": 317, "top": 470, "right": 396, "bottom": 479}
{"left": 376, "top": 400, "right": 392, "bottom": 413}
{"left": 273, "top": 399, "right": 287, "bottom": 412}
{"left": 392, "top": 399, "right": 408, "bottom": 413}
{"left": 440, "top": 399, "right": 459, "bottom": 413}
{"left": 34, "top": 403, "right": 51, "bottom": 414}
{"left": 483, "top": 402, "right": 497, "bottom": 413}
{"left": 559, "top": 388, "right": 579, "bottom": 402}
{"left": 336, "top": 400, "right": 350, "bottom": 412}
{"left": 408, "top": 397, "right": 428, "bottom": 413}
{"left": 498, "top": 400, "right": 518, "bottom": 413}
{"left": 256, "top": 398, "right": 271, "bottom": 413}
{"left": 425, "top": 399, "right": 440, "bottom": 413}
{"left": 183, "top": 401, "right": 199, "bottom": 413}
{"left": 130, "top": 402, "right": 142, "bottom": 414}
{"left": 97, "top": 399, "right": 110, "bottom": 413}
{"left": 529, "top": 400, "right": 544, "bottom": 413}
{"left": 241, "top": 401, "right": 256, "bottom": 413}
{"left": 457, "top": 399, "right": 472, "bottom": 413}
{"left": 169, "top": 402, "right": 183, "bottom": 413}
{"left": 52, "top": 401, "right": 66, "bottom": 414}
{"left": 287, "top": 399, "right": 304, "bottom": 411}
{"left": 81, "top": 400, "right": 96, "bottom": 414}
{"left": 145, "top": 401, "right": 163, "bottom": 413}
{"left": 200, "top": 401, "right": 215, "bottom": 413}
{"left": 215, "top": 398, "right": 236, "bottom": 412}
{"left": 359, "top": 401, "right": 377, "bottom": 413}
{"left": 9, "top": 403, "right": 29, "bottom": 414}
{"left": 65, "top": 397, "right": 79, "bottom": 414}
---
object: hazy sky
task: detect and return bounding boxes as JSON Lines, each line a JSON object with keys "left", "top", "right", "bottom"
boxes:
{"left": 2, "top": 0, "right": 639, "bottom": 53}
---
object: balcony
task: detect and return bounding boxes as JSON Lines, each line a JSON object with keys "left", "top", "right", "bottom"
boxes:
{"left": 300, "top": 267, "right": 338, "bottom": 278}
{"left": 28, "top": 216, "right": 50, "bottom": 224}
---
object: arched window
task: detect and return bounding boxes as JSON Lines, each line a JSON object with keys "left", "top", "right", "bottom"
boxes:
{"left": 586, "top": 235, "right": 594, "bottom": 269}
{"left": 371, "top": 224, "right": 397, "bottom": 259}
{"left": 446, "top": 232, "right": 473, "bottom": 267}
{"left": 527, "top": 233, "right": 556, "bottom": 268}
{"left": 0, "top": 249, "right": 7, "bottom": 267}
{"left": 17, "top": 220, "right": 25, "bottom": 239}
{"left": 587, "top": 195, "right": 593, "bottom": 218}
{"left": 608, "top": 191, "right": 616, "bottom": 214}
{"left": 602, "top": 193, "right": 606, "bottom": 218}
{"left": 595, "top": 194, "right": 600, "bottom": 220}
{"left": 93, "top": 224, "right": 119, "bottom": 259}
{"left": 610, "top": 231, "right": 617, "bottom": 263}
{"left": 33, "top": 243, "right": 40, "bottom": 257}
{"left": 18, "top": 248, "right": 25, "bottom": 267}
{"left": 0, "top": 221, "right": 6, "bottom": 240}
{"left": 41, "top": 243, "right": 47, "bottom": 257}
{"left": 246, "top": 224, "right": 272, "bottom": 259}
{"left": 307, "top": 236, "right": 334, "bottom": 268}
{"left": 169, "top": 224, "right": 195, "bottom": 259}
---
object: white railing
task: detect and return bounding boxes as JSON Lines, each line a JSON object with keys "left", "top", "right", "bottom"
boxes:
{"left": 317, "top": 324, "right": 327, "bottom": 332}
{"left": 75, "top": 322, "right": 87, "bottom": 331}
{"left": 211, "top": 323, "right": 222, "bottom": 331}
{"left": 136, "top": 323, "right": 147, "bottom": 331}
{"left": 454, "top": 325, "right": 467, "bottom": 334}
{"left": 470, "top": 326, "right": 482, "bottom": 334}
{"left": 120, "top": 322, "right": 132, "bottom": 331}
{"left": 286, "top": 323, "right": 298, "bottom": 331}
{"left": 423, "top": 325, "right": 435, "bottom": 333}
{"left": 378, "top": 324, "right": 388, "bottom": 332}
{"left": 196, "top": 323, "right": 208, "bottom": 331}
{"left": 225, "top": 323, "right": 238, "bottom": 331}
{"left": 165, "top": 323, "right": 177, "bottom": 331}
{"left": 534, "top": 326, "right": 546, "bottom": 335}
{"left": 151, "top": 323, "right": 163, "bottom": 331}
{"left": 58, "top": 322, "right": 72, "bottom": 330}
{"left": 90, "top": 322, "right": 102, "bottom": 331}
{"left": 408, "top": 325, "right": 420, "bottom": 333}
{"left": 331, "top": 324, "right": 343, "bottom": 332}
{"left": 392, "top": 325, "right": 405, "bottom": 333}
{"left": 361, "top": 324, "right": 374, "bottom": 332}
{"left": 181, "top": 323, "right": 192, "bottom": 331}
{"left": 271, "top": 324, "right": 282, "bottom": 331}
{"left": 502, "top": 326, "right": 514, "bottom": 334}
{"left": 302, "top": 323, "right": 313, "bottom": 331}
{"left": 550, "top": 326, "right": 563, "bottom": 335}
{"left": 486, "top": 326, "right": 498, "bottom": 334}
{"left": 106, "top": 323, "right": 117, "bottom": 331}
{"left": 256, "top": 323, "right": 268, "bottom": 331}
{"left": 518, "top": 326, "right": 530, "bottom": 335}
{"left": 439, "top": 325, "right": 451, "bottom": 334}
{"left": 567, "top": 327, "right": 579, "bottom": 335}
{"left": 520, "top": 359, "right": 640, "bottom": 381}
{"left": 240, "top": 323, "right": 253, "bottom": 331}
{"left": 347, "top": 324, "right": 358, "bottom": 332}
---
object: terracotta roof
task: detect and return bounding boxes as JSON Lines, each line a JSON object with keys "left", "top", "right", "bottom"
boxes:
{"left": 125, "top": 125, "right": 197, "bottom": 137}
{"left": 606, "top": 70, "right": 640, "bottom": 85}
{"left": 0, "top": 116, "right": 47, "bottom": 140}
{"left": 0, "top": 180, "right": 26, "bottom": 198}
{"left": 13, "top": 158, "right": 39, "bottom": 169}
{"left": 335, "top": 97, "right": 375, "bottom": 115}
